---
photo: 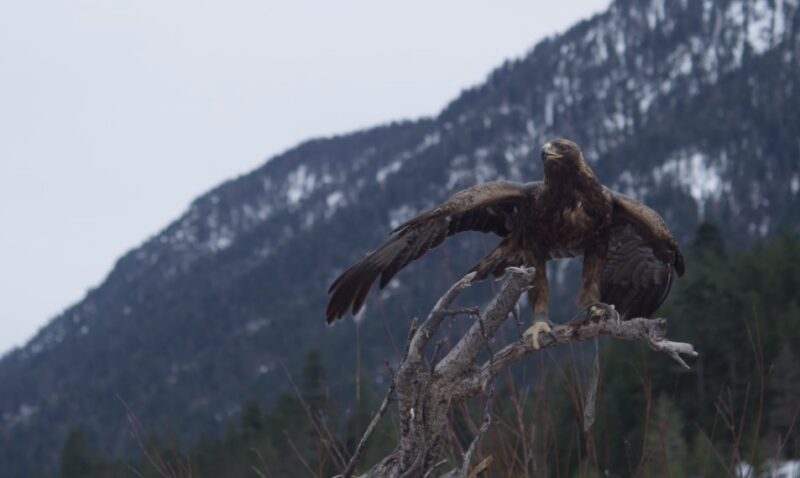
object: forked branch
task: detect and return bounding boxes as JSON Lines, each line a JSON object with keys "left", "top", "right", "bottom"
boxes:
{"left": 345, "top": 267, "right": 697, "bottom": 478}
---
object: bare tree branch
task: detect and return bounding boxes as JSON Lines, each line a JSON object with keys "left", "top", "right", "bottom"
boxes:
{"left": 459, "top": 388, "right": 494, "bottom": 478}
{"left": 436, "top": 267, "right": 536, "bottom": 381}
{"left": 348, "top": 267, "right": 697, "bottom": 478}
{"left": 342, "top": 373, "right": 396, "bottom": 478}
{"left": 404, "top": 272, "right": 477, "bottom": 371}
{"left": 458, "top": 314, "right": 698, "bottom": 397}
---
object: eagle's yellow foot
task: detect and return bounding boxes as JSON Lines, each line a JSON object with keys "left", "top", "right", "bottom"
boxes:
{"left": 523, "top": 316, "right": 555, "bottom": 350}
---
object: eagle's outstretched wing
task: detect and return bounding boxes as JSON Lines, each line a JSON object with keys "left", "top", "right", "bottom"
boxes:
{"left": 326, "top": 181, "right": 538, "bottom": 323}
{"left": 601, "top": 191, "right": 685, "bottom": 320}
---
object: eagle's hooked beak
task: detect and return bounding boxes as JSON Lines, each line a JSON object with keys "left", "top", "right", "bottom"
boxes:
{"left": 541, "top": 142, "right": 562, "bottom": 162}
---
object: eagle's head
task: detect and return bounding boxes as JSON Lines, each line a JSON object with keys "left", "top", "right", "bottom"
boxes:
{"left": 541, "top": 138, "right": 583, "bottom": 165}
{"left": 541, "top": 138, "right": 594, "bottom": 179}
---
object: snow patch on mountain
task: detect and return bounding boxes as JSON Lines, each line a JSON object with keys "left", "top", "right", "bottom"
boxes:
{"left": 654, "top": 151, "right": 730, "bottom": 216}
{"left": 388, "top": 204, "right": 417, "bottom": 229}
{"left": 2, "top": 404, "right": 38, "bottom": 427}
{"left": 376, "top": 159, "right": 404, "bottom": 183}
{"left": 376, "top": 132, "right": 441, "bottom": 184}
{"left": 446, "top": 150, "right": 500, "bottom": 190}
{"left": 614, "top": 170, "right": 650, "bottom": 200}
{"left": 286, "top": 164, "right": 316, "bottom": 206}
{"left": 326, "top": 191, "right": 344, "bottom": 209}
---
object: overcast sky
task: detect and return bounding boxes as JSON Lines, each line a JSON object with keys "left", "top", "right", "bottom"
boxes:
{"left": 0, "top": 0, "right": 610, "bottom": 354}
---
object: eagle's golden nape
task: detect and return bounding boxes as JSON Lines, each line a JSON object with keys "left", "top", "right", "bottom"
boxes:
{"left": 326, "top": 138, "right": 684, "bottom": 349}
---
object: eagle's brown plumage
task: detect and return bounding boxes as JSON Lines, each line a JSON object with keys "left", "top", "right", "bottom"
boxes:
{"left": 326, "top": 138, "right": 684, "bottom": 325}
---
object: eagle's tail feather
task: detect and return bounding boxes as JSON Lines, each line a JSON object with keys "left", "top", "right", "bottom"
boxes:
{"left": 601, "top": 268, "right": 674, "bottom": 321}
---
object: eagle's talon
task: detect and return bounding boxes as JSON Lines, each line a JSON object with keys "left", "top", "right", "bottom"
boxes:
{"left": 582, "top": 301, "right": 620, "bottom": 325}
{"left": 523, "top": 317, "right": 554, "bottom": 350}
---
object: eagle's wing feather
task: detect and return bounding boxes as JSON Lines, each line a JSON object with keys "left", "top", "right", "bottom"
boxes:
{"left": 326, "top": 181, "right": 536, "bottom": 322}
{"left": 601, "top": 191, "right": 685, "bottom": 320}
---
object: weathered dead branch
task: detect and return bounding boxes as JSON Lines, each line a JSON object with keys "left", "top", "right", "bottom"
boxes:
{"left": 342, "top": 266, "right": 697, "bottom": 478}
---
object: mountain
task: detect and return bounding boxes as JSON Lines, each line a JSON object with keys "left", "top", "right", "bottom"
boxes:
{"left": 3, "top": 0, "right": 800, "bottom": 475}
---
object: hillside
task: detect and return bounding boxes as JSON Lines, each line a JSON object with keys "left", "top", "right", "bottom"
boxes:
{"left": 2, "top": 0, "right": 800, "bottom": 475}
{"left": 52, "top": 231, "right": 800, "bottom": 477}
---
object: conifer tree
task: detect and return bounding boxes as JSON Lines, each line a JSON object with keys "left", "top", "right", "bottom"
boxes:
{"left": 59, "top": 427, "right": 94, "bottom": 478}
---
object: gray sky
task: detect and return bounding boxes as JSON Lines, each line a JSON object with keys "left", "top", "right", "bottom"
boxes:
{"left": 0, "top": 0, "right": 609, "bottom": 354}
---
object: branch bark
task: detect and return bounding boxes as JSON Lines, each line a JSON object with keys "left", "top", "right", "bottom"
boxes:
{"left": 345, "top": 267, "right": 697, "bottom": 478}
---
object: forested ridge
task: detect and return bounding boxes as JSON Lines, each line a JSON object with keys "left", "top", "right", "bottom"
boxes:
{"left": 53, "top": 227, "right": 800, "bottom": 477}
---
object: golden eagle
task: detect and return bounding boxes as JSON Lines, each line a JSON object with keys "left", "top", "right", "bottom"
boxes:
{"left": 326, "top": 139, "right": 685, "bottom": 348}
